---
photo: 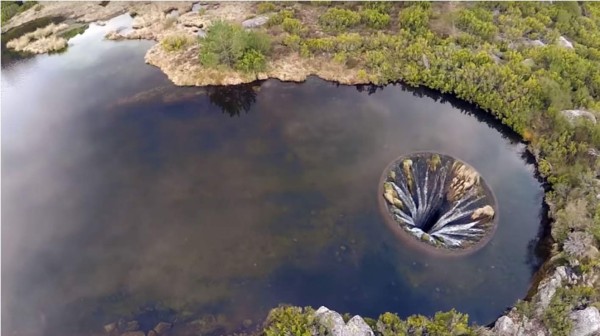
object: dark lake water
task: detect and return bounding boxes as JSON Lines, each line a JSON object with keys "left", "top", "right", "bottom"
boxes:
{"left": 2, "top": 16, "right": 546, "bottom": 336}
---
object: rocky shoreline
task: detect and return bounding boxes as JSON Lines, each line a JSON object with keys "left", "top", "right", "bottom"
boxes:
{"left": 3, "top": 2, "right": 600, "bottom": 336}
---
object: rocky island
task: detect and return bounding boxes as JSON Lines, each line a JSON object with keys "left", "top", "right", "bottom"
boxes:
{"left": 3, "top": 1, "right": 600, "bottom": 336}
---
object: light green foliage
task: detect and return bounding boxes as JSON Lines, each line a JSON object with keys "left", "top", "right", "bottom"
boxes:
{"left": 199, "top": 21, "right": 270, "bottom": 73}
{"left": 376, "top": 310, "right": 475, "bottom": 336}
{"left": 235, "top": 49, "right": 267, "bottom": 73}
{"left": 319, "top": 8, "right": 361, "bottom": 32}
{"left": 161, "top": 34, "right": 192, "bottom": 52}
{"left": 283, "top": 34, "right": 301, "bottom": 50}
{"left": 398, "top": 3, "right": 432, "bottom": 34}
{"left": 267, "top": 9, "right": 294, "bottom": 27}
{"left": 363, "top": 1, "right": 393, "bottom": 14}
{"left": 263, "top": 306, "right": 315, "bottom": 336}
{"left": 257, "top": 2, "right": 276, "bottom": 14}
{"left": 282, "top": 17, "right": 303, "bottom": 35}
{"left": 1, "top": 1, "right": 37, "bottom": 24}
{"left": 360, "top": 8, "right": 390, "bottom": 29}
{"left": 456, "top": 8, "right": 499, "bottom": 41}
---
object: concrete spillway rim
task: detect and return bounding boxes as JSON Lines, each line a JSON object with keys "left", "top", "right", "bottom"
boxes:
{"left": 378, "top": 151, "right": 499, "bottom": 258}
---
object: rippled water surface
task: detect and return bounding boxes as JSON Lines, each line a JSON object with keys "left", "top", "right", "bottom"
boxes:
{"left": 2, "top": 18, "right": 545, "bottom": 336}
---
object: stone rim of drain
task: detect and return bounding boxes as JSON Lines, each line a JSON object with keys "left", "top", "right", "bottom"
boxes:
{"left": 379, "top": 152, "right": 498, "bottom": 256}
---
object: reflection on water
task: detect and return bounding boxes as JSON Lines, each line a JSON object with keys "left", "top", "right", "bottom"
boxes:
{"left": 2, "top": 18, "right": 545, "bottom": 336}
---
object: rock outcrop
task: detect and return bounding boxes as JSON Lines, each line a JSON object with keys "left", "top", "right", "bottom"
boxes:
{"left": 561, "top": 109, "right": 597, "bottom": 125}
{"left": 314, "top": 306, "right": 374, "bottom": 336}
{"left": 569, "top": 307, "right": 600, "bottom": 336}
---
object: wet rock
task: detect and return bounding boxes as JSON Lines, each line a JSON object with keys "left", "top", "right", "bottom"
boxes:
{"left": 104, "top": 322, "right": 118, "bottom": 335}
{"left": 472, "top": 205, "right": 494, "bottom": 220}
{"left": 153, "top": 321, "right": 172, "bottom": 335}
{"left": 558, "top": 36, "right": 574, "bottom": 49}
{"left": 314, "top": 306, "right": 374, "bottom": 336}
{"left": 242, "top": 15, "right": 269, "bottom": 29}
{"left": 569, "top": 307, "right": 600, "bottom": 336}
{"left": 120, "top": 332, "right": 144, "bottom": 336}
{"left": 124, "top": 321, "right": 139, "bottom": 331}
{"left": 147, "top": 331, "right": 157, "bottom": 336}
{"left": 561, "top": 109, "right": 597, "bottom": 125}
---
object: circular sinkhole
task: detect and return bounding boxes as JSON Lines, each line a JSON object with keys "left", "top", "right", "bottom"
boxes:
{"left": 379, "top": 152, "right": 498, "bottom": 255}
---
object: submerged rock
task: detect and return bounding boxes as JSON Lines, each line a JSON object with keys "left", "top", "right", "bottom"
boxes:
{"left": 569, "top": 307, "right": 600, "bottom": 336}
{"left": 153, "top": 321, "right": 172, "bottom": 335}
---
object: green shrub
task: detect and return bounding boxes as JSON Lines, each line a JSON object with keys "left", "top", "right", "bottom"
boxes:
{"left": 257, "top": 2, "right": 276, "bottom": 14}
{"left": 333, "top": 51, "right": 347, "bottom": 64}
{"left": 319, "top": 8, "right": 361, "bottom": 32}
{"left": 161, "top": 34, "right": 192, "bottom": 52}
{"left": 363, "top": 1, "right": 393, "bottom": 14}
{"left": 267, "top": 9, "right": 294, "bottom": 27}
{"left": 360, "top": 8, "right": 390, "bottom": 29}
{"left": 399, "top": 4, "right": 432, "bottom": 34}
{"left": 199, "top": 21, "right": 271, "bottom": 72}
{"left": 335, "top": 33, "right": 363, "bottom": 52}
{"left": 282, "top": 17, "right": 303, "bottom": 34}
{"left": 236, "top": 49, "right": 267, "bottom": 72}
{"left": 263, "top": 306, "right": 315, "bottom": 336}
{"left": 456, "top": 9, "right": 499, "bottom": 41}
{"left": 283, "top": 34, "right": 301, "bottom": 50}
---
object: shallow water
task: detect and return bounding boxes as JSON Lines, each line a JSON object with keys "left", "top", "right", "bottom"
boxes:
{"left": 2, "top": 17, "right": 545, "bottom": 336}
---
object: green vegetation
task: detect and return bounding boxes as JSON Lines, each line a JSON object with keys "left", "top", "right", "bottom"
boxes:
{"left": 199, "top": 21, "right": 271, "bottom": 73}
{"left": 319, "top": 8, "right": 361, "bottom": 32}
{"left": 263, "top": 307, "right": 477, "bottom": 336}
{"left": 360, "top": 8, "right": 390, "bottom": 29}
{"left": 59, "top": 25, "right": 88, "bottom": 40}
{"left": 543, "top": 286, "right": 598, "bottom": 336}
{"left": 161, "top": 34, "right": 193, "bottom": 52}
{"left": 263, "top": 306, "right": 316, "bottom": 336}
{"left": 267, "top": 9, "right": 294, "bottom": 27}
{"left": 1, "top": 1, "right": 37, "bottom": 25}
{"left": 282, "top": 17, "right": 303, "bottom": 35}
{"left": 257, "top": 2, "right": 276, "bottom": 14}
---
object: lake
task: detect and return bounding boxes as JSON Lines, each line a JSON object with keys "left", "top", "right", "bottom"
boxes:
{"left": 1, "top": 17, "right": 546, "bottom": 336}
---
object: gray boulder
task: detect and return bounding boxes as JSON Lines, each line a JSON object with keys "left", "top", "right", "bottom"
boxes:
{"left": 570, "top": 307, "right": 600, "bottom": 336}
{"left": 493, "top": 316, "right": 517, "bottom": 336}
{"left": 561, "top": 110, "right": 597, "bottom": 125}
{"left": 314, "top": 306, "right": 374, "bottom": 336}
{"left": 558, "top": 36, "right": 574, "bottom": 49}
{"left": 242, "top": 15, "right": 269, "bottom": 28}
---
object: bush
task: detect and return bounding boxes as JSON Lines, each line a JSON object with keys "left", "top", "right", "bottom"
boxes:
{"left": 399, "top": 4, "right": 432, "bottom": 33}
{"left": 319, "top": 8, "right": 361, "bottom": 32}
{"left": 199, "top": 21, "right": 271, "bottom": 72}
{"left": 360, "top": 8, "right": 390, "bottom": 29}
{"left": 282, "top": 17, "right": 303, "bottom": 35}
{"left": 257, "top": 2, "right": 276, "bottom": 14}
{"left": 267, "top": 9, "right": 294, "bottom": 27}
{"left": 263, "top": 306, "right": 315, "bottom": 336}
{"left": 236, "top": 49, "right": 267, "bottom": 72}
{"left": 161, "top": 34, "right": 192, "bottom": 52}
{"left": 283, "top": 34, "right": 301, "bottom": 50}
